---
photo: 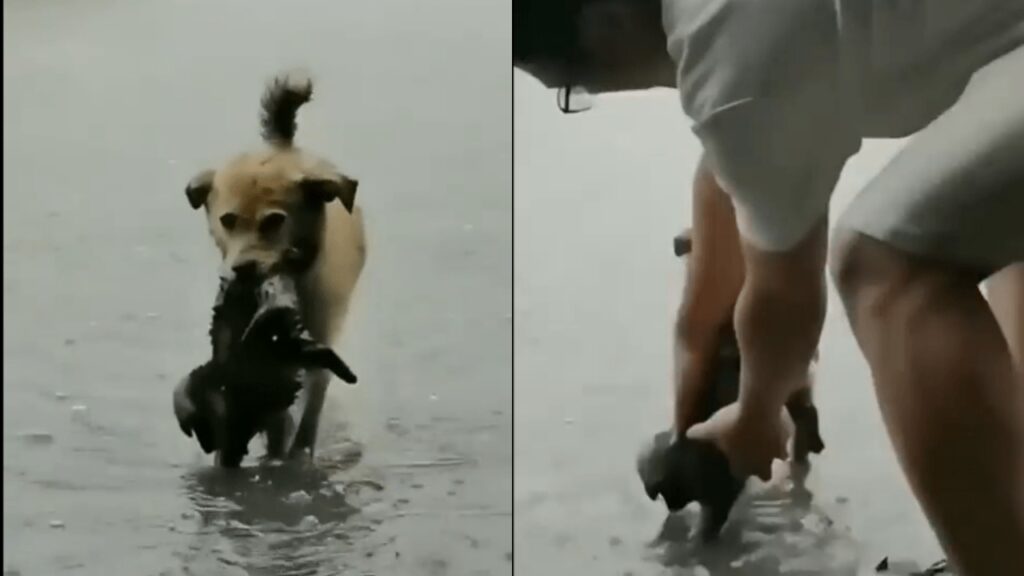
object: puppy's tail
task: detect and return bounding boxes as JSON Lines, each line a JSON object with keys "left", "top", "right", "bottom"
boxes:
{"left": 259, "top": 71, "right": 313, "bottom": 147}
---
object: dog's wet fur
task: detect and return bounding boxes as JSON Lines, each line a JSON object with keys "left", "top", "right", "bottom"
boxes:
{"left": 637, "top": 230, "right": 825, "bottom": 540}
{"left": 173, "top": 71, "right": 367, "bottom": 463}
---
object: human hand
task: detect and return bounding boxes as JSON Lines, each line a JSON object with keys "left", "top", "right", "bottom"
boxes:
{"left": 685, "top": 402, "right": 792, "bottom": 481}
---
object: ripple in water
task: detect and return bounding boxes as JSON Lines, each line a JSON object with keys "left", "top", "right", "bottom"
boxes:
{"left": 649, "top": 464, "right": 862, "bottom": 576}
{"left": 173, "top": 442, "right": 385, "bottom": 576}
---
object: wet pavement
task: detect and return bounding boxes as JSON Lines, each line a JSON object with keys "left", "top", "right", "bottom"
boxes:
{"left": 513, "top": 72, "right": 945, "bottom": 575}
{"left": 2, "top": 1, "right": 959, "bottom": 574}
{"left": 3, "top": 1, "right": 510, "bottom": 575}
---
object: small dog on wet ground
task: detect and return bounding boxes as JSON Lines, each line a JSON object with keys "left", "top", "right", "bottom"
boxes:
{"left": 637, "top": 229, "right": 825, "bottom": 540}
{"left": 172, "top": 70, "right": 367, "bottom": 466}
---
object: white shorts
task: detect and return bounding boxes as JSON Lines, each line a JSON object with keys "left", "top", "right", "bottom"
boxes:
{"left": 836, "top": 45, "right": 1024, "bottom": 271}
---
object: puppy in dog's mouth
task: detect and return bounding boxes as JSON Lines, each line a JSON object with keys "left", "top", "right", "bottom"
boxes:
{"left": 173, "top": 264, "right": 358, "bottom": 467}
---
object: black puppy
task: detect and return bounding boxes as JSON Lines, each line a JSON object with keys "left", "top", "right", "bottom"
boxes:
{"left": 637, "top": 230, "right": 825, "bottom": 539}
{"left": 173, "top": 262, "right": 357, "bottom": 467}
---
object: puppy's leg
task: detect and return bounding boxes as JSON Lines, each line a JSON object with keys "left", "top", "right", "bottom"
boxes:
{"left": 289, "top": 368, "right": 330, "bottom": 458}
{"left": 785, "top": 385, "right": 825, "bottom": 463}
{"left": 699, "top": 480, "right": 745, "bottom": 541}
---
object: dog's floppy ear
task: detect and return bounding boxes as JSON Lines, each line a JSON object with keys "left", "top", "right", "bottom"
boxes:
{"left": 185, "top": 169, "right": 215, "bottom": 210}
{"left": 299, "top": 174, "right": 358, "bottom": 213}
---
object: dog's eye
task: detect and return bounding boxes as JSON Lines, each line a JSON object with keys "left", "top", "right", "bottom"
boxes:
{"left": 219, "top": 213, "right": 238, "bottom": 231}
{"left": 259, "top": 212, "right": 287, "bottom": 236}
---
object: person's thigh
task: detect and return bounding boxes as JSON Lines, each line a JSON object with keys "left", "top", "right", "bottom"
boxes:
{"left": 836, "top": 45, "right": 1024, "bottom": 273}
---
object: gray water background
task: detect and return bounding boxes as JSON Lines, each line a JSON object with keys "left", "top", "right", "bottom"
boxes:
{"left": 4, "top": 1, "right": 511, "bottom": 574}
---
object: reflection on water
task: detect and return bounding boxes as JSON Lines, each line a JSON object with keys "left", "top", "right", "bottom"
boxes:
{"left": 174, "top": 446, "right": 385, "bottom": 576}
{"left": 649, "top": 463, "right": 862, "bottom": 576}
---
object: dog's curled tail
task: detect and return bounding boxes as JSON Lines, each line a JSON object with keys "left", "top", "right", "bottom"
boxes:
{"left": 260, "top": 71, "right": 313, "bottom": 147}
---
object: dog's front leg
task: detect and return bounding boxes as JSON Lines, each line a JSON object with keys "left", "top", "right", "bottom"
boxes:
{"left": 289, "top": 368, "right": 330, "bottom": 458}
{"left": 264, "top": 410, "right": 295, "bottom": 459}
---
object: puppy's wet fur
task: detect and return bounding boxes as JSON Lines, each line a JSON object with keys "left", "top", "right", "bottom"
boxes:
{"left": 637, "top": 230, "right": 825, "bottom": 540}
{"left": 176, "top": 71, "right": 366, "bottom": 460}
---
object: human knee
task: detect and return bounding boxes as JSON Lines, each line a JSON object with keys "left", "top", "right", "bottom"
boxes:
{"left": 829, "top": 229, "right": 874, "bottom": 304}
{"left": 829, "top": 229, "right": 916, "bottom": 315}
{"left": 831, "top": 231, "right": 990, "bottom": 341}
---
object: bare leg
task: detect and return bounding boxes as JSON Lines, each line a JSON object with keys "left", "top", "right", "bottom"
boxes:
{"left": 986, "top": 262, "right": 1024, "bottom": 373}
{"left": 832, "top": 232, "right": 1024, "bottom": 576}
{"left": 673, "top": 156, "right": 745, "bottom": 430}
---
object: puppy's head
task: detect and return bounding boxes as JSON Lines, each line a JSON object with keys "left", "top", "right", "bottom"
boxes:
{"left": 173, "top": 368, "right": 225, "bottom": 456}
{"left": 185, "top": 151, "right": 358, "bottom": 280}
{"left": 638, "top": 430, "right": 746, "bottom": 539}
{"left": 637, "top": 431, "right": 703, "bottom": 511}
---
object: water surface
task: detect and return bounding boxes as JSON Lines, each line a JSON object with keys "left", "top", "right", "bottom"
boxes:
{"left": 4, "top": 2, "right": 511, "bottom": 574}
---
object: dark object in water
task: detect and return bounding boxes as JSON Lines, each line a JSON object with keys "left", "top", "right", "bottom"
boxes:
{"left": 673, "top": 231, "right": 693, "bottom": 258}
{"left": 637, "top": 229, "right": 825, "bottom": 539}
{"left": 876, "top": 556, "right": 951, "bottom": 575}
{"left": 173, "top": 268, "right": 357, "bottom": 467}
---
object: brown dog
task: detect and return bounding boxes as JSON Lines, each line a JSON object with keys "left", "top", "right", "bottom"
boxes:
{"left": 182, "top": 71, "right": 367, "bottom": 458}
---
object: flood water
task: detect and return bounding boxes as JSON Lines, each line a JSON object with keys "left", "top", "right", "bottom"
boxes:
{"left": 3, "top": 1, "right": 510, "bottom": 574}
{"left": 512, "top": 71, "right": 946, "bottom": 575}
{"left": 3, "top": 1, "right": 960, "bottom": 575}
